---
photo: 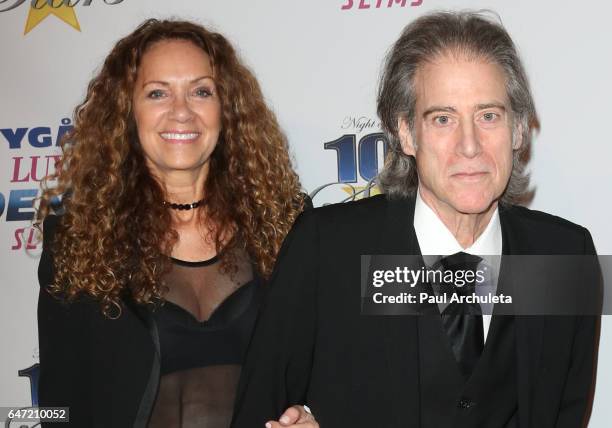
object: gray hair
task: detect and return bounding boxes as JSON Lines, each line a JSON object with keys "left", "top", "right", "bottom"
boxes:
{"left": 376, "top": 10, "right": 537, "bottom": 204}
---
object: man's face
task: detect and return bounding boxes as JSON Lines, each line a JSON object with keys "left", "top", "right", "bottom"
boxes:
{"left": 399, "top": 54, "right": 520, "bottom": 215}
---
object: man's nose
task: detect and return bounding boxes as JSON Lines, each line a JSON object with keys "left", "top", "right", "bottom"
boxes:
{"left": 457, "top": 120, "right": 482, "bottom": 158}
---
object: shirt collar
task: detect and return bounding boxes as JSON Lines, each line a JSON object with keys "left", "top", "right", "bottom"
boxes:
{"left": 413, "top": 187, "right": 502, "bottom": 259}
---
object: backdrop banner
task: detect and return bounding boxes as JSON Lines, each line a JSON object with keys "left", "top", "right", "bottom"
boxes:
{"left": 1, "top": 0, "right": 610, "bottom": 425}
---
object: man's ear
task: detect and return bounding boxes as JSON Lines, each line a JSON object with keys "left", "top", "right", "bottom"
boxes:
{"left": 512, "top": 122, "right": 523, "bottom": 150}
{"left": 398, "top": 117, "right": 416, "bottom": 156}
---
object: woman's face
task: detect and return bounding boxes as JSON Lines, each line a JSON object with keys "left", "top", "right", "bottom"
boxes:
{"left": 132, "top": 39, "right": 222, "bottom": 181}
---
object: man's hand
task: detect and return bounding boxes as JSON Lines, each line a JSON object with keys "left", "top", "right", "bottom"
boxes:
{"left": 264, "top": 405, "right": 319, "bottom": 427}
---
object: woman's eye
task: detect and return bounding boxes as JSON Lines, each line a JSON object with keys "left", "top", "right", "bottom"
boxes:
{"left": 194, "top": 87, "right": 212, "bottom": 97}
{"left": 147, "top": 89, "right": 165, "bottom": 99}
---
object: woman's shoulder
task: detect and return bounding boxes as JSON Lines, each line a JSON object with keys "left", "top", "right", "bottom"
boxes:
{"left": 40, "top": 214, "right": 61, "bottom": 248}
{"left": 302, "top": 193, "right": 314, "bottom": 211}
{"left": 38, "top": 215, "right": 61, "bottom": 288}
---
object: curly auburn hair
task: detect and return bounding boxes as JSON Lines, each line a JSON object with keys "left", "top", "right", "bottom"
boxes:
{"left": 37, "top": 18, "right": 305, "bottom": 317}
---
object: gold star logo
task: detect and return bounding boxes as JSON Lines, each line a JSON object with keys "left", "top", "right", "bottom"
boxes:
{"left": 341, "top": 184, "right": 382, "bottom": 200}
{"left": 24, "top": 2, "right": 81, "bottom": 35}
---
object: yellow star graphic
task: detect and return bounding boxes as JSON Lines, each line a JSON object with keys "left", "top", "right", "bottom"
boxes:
{"left": 341, "top": 184, "right": 382, "bottom": 200}
{"left": 24, "top": 2, "right": 81, "bottom": 35}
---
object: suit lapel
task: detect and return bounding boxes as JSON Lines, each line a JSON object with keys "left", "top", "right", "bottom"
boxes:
{"left": 375, "top": 196, "right": 426, "bottom": 424}
{"left": 499, "top": 204, "right": 545, "bottom": 428}
{"left": 123, "top": 296, "right": 161, "bottom": 427}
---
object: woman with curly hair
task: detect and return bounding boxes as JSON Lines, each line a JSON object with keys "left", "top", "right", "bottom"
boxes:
{"left": 36, "top": 19, "right": 317, "bottom": 428}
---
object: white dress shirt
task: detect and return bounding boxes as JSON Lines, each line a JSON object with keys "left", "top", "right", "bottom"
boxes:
{"left": 413, "top": 188, "right": 502, "bottom": 342}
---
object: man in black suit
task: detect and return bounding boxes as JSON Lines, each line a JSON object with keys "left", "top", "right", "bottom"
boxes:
{"left": 232, "top": 11, "right": 600, "bottom": 428}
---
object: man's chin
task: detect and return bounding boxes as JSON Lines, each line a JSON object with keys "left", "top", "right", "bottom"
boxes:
{"left": 448, "top": 197, "right": 498, "bottom": 216}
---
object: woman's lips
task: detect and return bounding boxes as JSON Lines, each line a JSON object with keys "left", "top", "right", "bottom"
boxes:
{"left": 159, "top": 132, "right": 200, "bottom": 143}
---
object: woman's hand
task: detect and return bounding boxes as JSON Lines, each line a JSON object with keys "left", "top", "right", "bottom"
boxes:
{"left": 265, "top": 405, "right": 319, "bottom": 427}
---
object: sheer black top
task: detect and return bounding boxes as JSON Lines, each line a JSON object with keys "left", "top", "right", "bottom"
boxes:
{"left": 148, "top": 250, "right": 261, "bottom": 428}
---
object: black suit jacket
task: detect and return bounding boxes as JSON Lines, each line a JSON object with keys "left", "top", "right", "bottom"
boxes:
{"left": 231, "top": 194, "right": 599, "bottom": 428}
{"left": 37, "top": 215, "right": 160, "bottom": 428}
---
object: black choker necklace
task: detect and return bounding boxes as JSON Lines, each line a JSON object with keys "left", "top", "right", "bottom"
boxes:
{"left": 163, "top": 198, "right": 205, "bottom": 211}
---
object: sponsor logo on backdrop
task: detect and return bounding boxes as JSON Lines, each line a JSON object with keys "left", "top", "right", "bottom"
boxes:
{"left": 19, "top": 363, "right": 39, "bottom": 407}
{"left": 0, "top": 0, "right": 125, "bottom": 35}
{"left": 311, "top": 116, "right": 388, "bottom": 205}
{"left": 2, "top": 363, "right": 40, "bottom": 426}
{"left": 1, "top": 115, "right": 384, "bottom": 244}
{"left": 1, "top": 118, "right": 67, "bottom": 250}
{"left": 341, "top": 0, "right": 423, "bottom": 11}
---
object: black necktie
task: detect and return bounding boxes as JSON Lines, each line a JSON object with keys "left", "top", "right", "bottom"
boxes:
{"left": 438, "top": 252, "right": 484, "bottom": 379}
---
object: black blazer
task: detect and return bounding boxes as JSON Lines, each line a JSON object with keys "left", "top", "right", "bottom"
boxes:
{"left": 37, "top": 194, "right": 313, "bottom": 428}
{"left": 38, "top": 215, "right": 161, "bottom": 428}
{"left": 231, "top": 194, "right": 600, "bottom": 428}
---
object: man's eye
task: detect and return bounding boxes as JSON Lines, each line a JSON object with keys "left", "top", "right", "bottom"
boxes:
{"left": 434, "top": 115, "right": 450, "bottom": 125}
{"left": 482, "top": 112, "right": 498, "bottom": 121}
{"left": 147, "top": 89, "right": 165, "bottom": 99}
